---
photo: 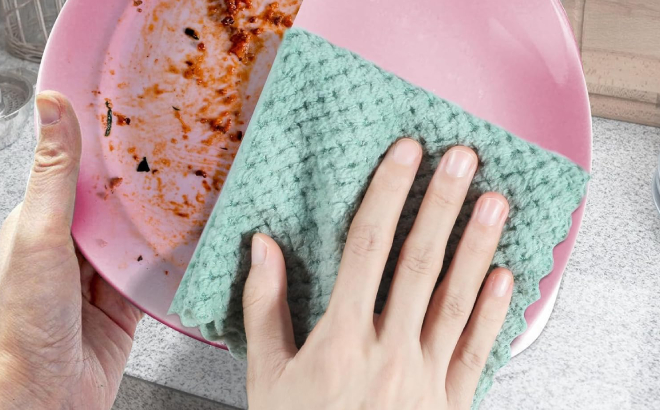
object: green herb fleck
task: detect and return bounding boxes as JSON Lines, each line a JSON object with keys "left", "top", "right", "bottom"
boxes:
{"left": 104, "top": 101, "right": 113, "bottom": 137}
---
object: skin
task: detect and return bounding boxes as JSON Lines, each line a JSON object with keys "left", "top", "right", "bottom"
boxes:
{"left": 0, "top": 92, "right": 512, "bottom": 410}
{"left": 243, "top": 139, "right": 513, "bottom": 410}
{"left": 0, "top": 92, "right": 142, "bottom": 410}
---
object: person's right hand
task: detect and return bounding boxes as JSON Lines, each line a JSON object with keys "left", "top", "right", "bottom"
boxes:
{"left": 243, "top": 139, "right": 512, "bottom": 410}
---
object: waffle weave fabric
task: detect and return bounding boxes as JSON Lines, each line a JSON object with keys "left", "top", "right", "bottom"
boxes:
{"left": 170, "top": 28, "right": 589, "bottom": 407}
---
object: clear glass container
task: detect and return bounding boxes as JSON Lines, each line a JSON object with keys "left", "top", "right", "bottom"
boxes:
{"left": 1, "top": 0, "right": 65, "bottom": 62}
{"left": 0, "top": 68, "right": 36, "bottom": 150}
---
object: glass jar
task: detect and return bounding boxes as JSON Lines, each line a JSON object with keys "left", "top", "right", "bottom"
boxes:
{"left": 1, "top": 0, "right": 65, "bottom": 62}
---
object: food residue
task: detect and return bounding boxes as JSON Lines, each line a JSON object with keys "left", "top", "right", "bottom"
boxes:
{"left": 229, "top": 29, "right": 252, "bottom": 60}
{"left": 137, "top": 157, "right": 151, "bottom": 172}
{"left": 116, "top": 114, "right": 131, "bottom": 126}
{"left": 98, "top": 0, "right": 301, "bottom": 250}
{"left": 173, "top": 110, "right": 192, "bottom": 133}
{"left": 184, "top": 27, "right": 200, "bottom": 40}
{"left": 104, "top": 100, "right": 113, "bottom": 136}
{"left": 108, "top": 177, "right": 123, "bottom": 192}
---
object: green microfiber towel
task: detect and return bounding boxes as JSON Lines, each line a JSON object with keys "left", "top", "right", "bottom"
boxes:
{"left": 170, "top": 28, "right": 589, "bottom": 407}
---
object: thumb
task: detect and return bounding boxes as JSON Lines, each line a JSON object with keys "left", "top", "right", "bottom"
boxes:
{"left": 19, "top": 91, "right": 82, "bottom": 243}
{"left": 243, "top": 234, "right": 298, "bottom": 373}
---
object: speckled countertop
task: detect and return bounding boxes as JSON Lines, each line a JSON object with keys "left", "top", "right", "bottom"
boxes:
{"left": 2, "top": 33, "right": 660, "bottom": 410}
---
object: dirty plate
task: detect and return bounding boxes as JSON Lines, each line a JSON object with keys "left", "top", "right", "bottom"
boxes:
{"left": 39, "top": 0, "right": 591, "bottom": 353}
{"left": 39, "top": 0, "right": 301, "bottom": 346}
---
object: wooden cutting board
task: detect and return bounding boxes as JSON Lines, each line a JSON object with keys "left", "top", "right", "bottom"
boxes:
{"left": 563, "top": 0, "right": 660, "bottom": 127}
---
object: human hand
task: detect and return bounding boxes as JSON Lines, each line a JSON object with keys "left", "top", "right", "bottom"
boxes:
{"left": 0, "top": 92, "right": 142, "bottom": 410}
{"left": 243, "top": 139, "right": 512, "bottom": 409}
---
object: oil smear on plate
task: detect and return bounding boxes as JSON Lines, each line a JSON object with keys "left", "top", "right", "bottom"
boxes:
{"left": 95, "top": 0, "right": 301, "bottom": 263}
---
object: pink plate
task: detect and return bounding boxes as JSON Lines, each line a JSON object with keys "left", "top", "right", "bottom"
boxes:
{"left": 39, "top": 0, "right": 590, "bottom": 354}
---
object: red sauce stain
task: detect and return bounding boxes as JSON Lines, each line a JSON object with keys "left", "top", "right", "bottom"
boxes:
{"left": 153, "top": 141, "right": 167, "bottom": 156}
{"left": 182, "top": 53, "right": 207, "bottom": 86}
{"left": 211, "top": 168, "right": 227, "bottom": 191}
{"left": 174, "top": 110, "right": 192, "bottom": 133}
{"left": 223, "top": 94, "right": 238, "bottom": 105}
{"left": 229, "top": 29, "right": 252, "bottom": 60}
{"left": 262, "top": 2, "right": 293, "bottom": 27}
{"left": 116, "top": 113, "right": 131, "bottom": 126}
{"left": 138, "top": 84, "right": 167, "bottom": 99}
{"left": 108, "top": 177, "right": 123, "bottom": 192}
{"left": 103, "top": 0, "right": 301, "bottom": 250}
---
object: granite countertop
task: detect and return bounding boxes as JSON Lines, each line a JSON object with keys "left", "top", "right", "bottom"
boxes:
{"left": 2, "top": 36, "right": 660, "bottom": 410}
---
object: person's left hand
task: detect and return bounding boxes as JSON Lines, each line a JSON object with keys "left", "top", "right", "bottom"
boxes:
{"left": 0, "top": 91, "right": 143, "bottom": 410}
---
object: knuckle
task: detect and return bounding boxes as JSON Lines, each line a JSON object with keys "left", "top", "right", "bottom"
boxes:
{"left": 427, "top": 187, "right": 462, "bottom": 210}
{"left": 457, "top": 342, "right": 487, "bottom": 373}
{"left": 436, "top": 291, "right": 471, "bottom": 322}
{"left": 242, "top": 282, "right": 269, "bottom": 313}
{"left": 346, "top": 224, "right": 383, "bottom": 257}
{"left": 475, "top": 310, "right": 503, "bottom": 328}
{"left": 33, "top": 140, "right": 77, "bottom": 175}
{"left": 463, "top": 236, "right": 491, "bottom": 257}
{"left": 398, "top": 245, "right": 437, "bottom": 277}
{"left": 378, "top": 360, "right": 404, "bottom": 389}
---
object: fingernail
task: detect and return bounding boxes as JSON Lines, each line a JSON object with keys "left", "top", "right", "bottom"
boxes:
{"left": 392, "top": 139, "right": 420, "bottom": 165}
{"left": 491, "top": 271, "right": 512, "bottom": 297}
{"left": 476, "top": 197, "right": 506, "bottom": 226}
{"left": 440, "top": 149, "right": 474, "bottom": 178}
{"left": 36, "top": 94, "right": 62, "bottom": 126}
{"left": 251, "top": 235, "right": 268, "bottom": 266}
